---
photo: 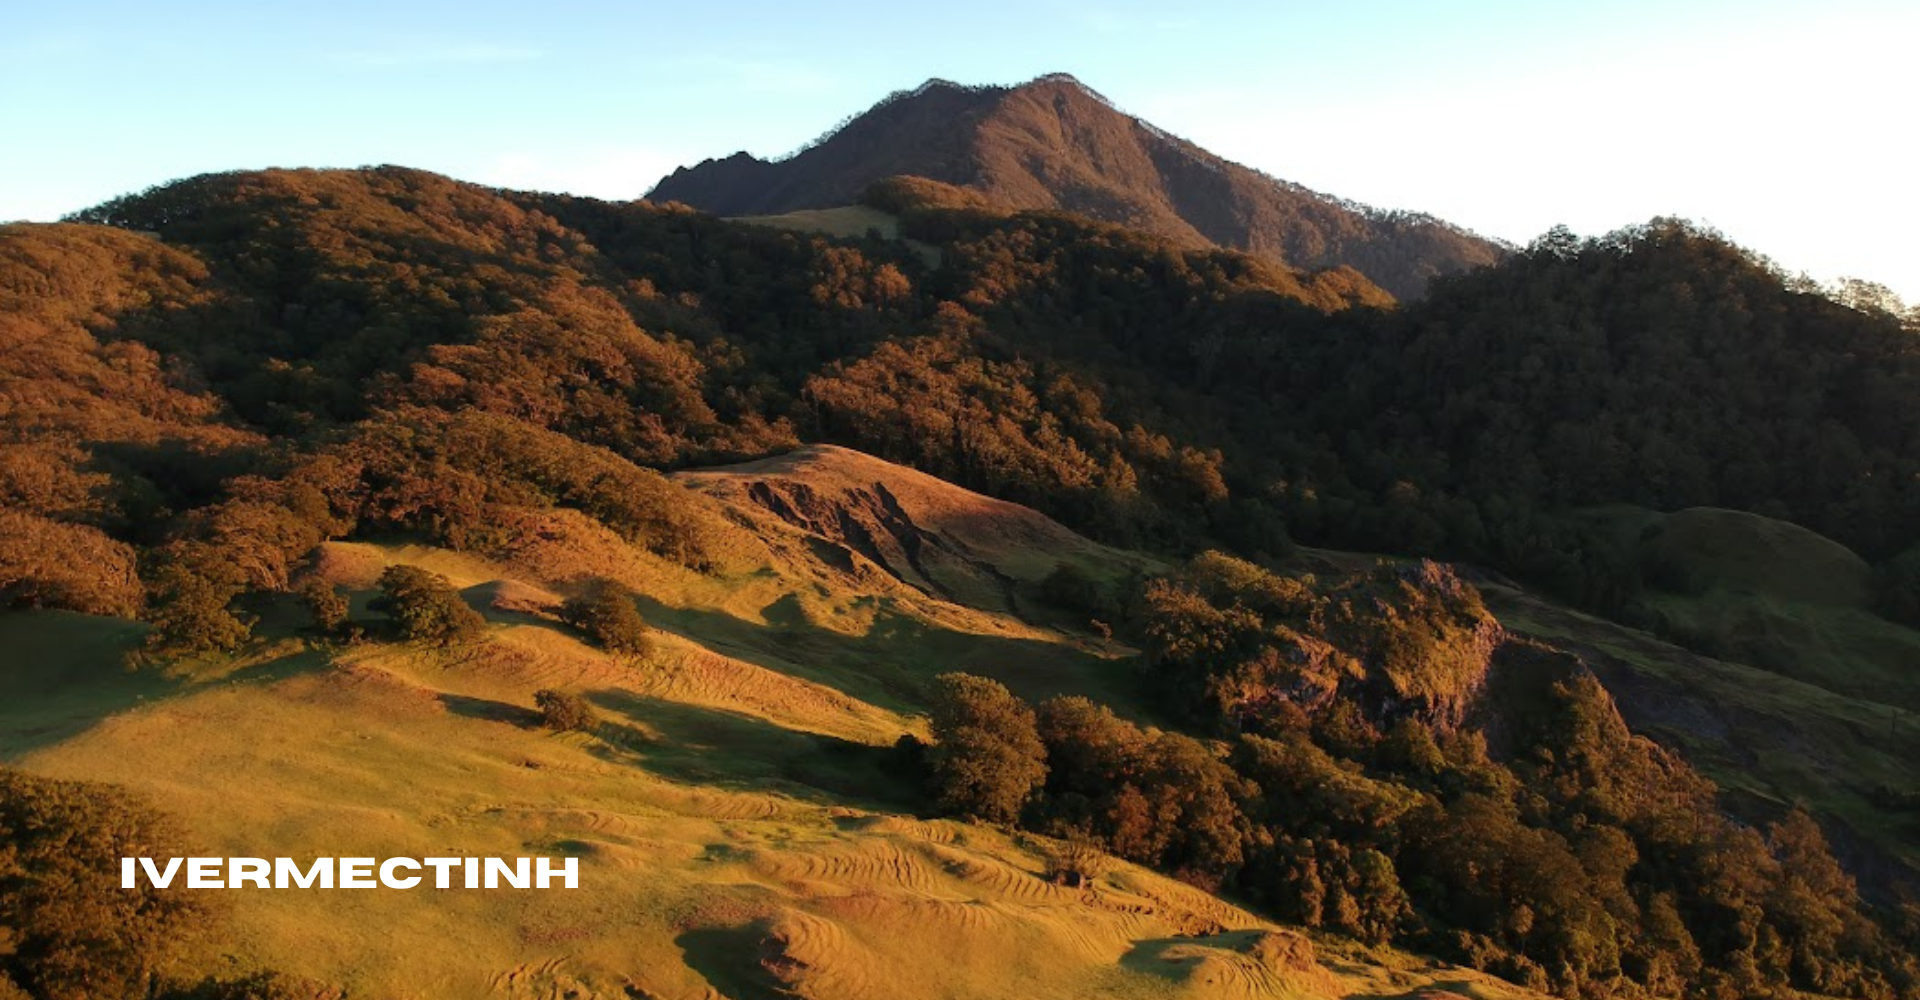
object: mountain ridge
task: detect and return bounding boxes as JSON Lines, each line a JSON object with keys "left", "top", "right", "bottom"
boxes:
{"left": 649, "top": 73, "right": 1507, "bottom": 298}
{"left": 7, "top": 162, "right": 1920, "bottom": 998}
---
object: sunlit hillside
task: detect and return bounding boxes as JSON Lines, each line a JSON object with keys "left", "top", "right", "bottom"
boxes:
{"left": 3, "top": 448, "right": 1546, "bottom": 1000}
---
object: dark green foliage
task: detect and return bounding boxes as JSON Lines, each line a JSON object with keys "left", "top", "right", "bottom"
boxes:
{"left": 560, "top": 579, "right": 653, "bottom": 659}
{"left": 157, "top": 971, "right": 334, "bottom": 1000}
{"left": 369, "top": 565, "right": 483, "bottom": 646}
{"left": 0, "top": 768, "right": 205, "bottom": 1000}
{"left": 142, "top": 563, "right": 252, "bottom": 656}
{"left": 533, "top": 689, "right": 599, "bottom": 732}
{"left": 1038, "top": 562, "right": 1114, "bottom": 618}
{"left": 298, "top": 578, "right": 350, "bottom": 636}
{"left": 28, "top": 171, "right": 1920, "bottom": 633}
{"left": 926, "top": 568, "right": 1920, "bottom": 999}
{"left": 925, "top": 673, "right": 1046, "bottom": 823}
{"left": 1876, "top": 547, "right": 1920, "bottom": 628}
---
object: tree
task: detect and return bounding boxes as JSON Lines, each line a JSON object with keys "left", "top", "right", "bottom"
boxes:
{"left": 925, "top": 673, "right": 1047, "bottom": 823}
{"left": 560, "top": 579, "right": 653, "bottom": 660}
{"left": 298, "top": 578, "right": 351, "bottom": 637}
{"left": 1347, "top": 847, "right": 1413, "bottom": 944}
{"left": 143, "top": 564, "right": 251, "bottom": 657}
{"left": 155, "top": 971, "right": 330, "bottom": 1000}
{"left": 0, "top": 768, "right": 205, "bottom": 1000}
{"left": 368, "top": 565, "right": 484, "bottom": 646}
{"left": 533, "top": 689, "right": 599, "bottom": 732}
{"left": 1035, "top": 695, "right": 1144, "bottom": 800}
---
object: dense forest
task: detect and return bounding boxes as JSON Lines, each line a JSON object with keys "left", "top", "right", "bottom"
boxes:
{"left": 922, "top": 553, "right": 1920, "bottom": 999}
{"left": 20, "top": 166, "right": 1920, "bottom": 630}
{"left": 5, "top": 165, "right": 1920, "bottom": 998}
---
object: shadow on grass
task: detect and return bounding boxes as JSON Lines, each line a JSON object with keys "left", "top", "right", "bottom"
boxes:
{"left": 582, "top": 688, "right": 918, "bottom": 811}
{"left": 1342, "top": 981, "right": 1481, "bottom": 1000}
{"left": 1119, "top": 929, "right": 1261, "bottom": 974}
{"left": 675, "top": 925, "right": 784, "bottom": 1000}
{"left": 0, "top": 611, "right": 335, "bottom": 758}
{"left": 625, "top": 592, "right": 1153, "bottom": 724}
{"left": 439, "top": 692, "right": 540, "bottom": 727}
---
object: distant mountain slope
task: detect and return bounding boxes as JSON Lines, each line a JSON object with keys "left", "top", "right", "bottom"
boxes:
{"left": 649, "top": 74, "right": 1506, "bottom": 298}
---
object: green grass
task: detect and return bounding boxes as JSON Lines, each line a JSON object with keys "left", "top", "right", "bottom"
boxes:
{"left": 1576, "top": 505, "right": 1920, "bottom": 711}
{"left": 1483, "top": 583, "right": 1920, "bottom": 876}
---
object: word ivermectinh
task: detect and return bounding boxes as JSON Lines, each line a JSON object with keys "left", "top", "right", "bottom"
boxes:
{"left": 121, "top": 856, "right": 579, "bottom": 889}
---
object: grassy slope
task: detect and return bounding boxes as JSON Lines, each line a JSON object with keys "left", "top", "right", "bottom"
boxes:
{"left": 0, "top": 447, "right": 1541, "bottom": 1000}
{"left": 730, "top": 205, "right": 944, "bottom": 267}
{"left": 1482, "top": 506, "right": 1920, "bottom": 881}
{"left": 1581, "top": 506, "right": 1920, "bottom": 710}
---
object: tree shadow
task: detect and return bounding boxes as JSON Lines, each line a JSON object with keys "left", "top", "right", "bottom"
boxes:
{"left": 625, "top": 592, "right": 1155, "bottom": 725}
{"left": 1343, "top": 982, "right": 1479, "bottom": 1000}
{"left": 439, "top": 692, "right": 540, "bottom": 727}
{"left": 0, "top": 611, "right": 334, "bottom": 758}
{"left": 1119, "top": 929, "right": 1271, "bottom": 976}
{"left": 674, "top": 925, "right": 784, "bottom": 1000}
{"left": 582, "top": 688, "right": 916, "bottom": 811}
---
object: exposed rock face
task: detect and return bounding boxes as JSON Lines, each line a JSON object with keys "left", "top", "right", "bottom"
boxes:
{"left": 675, "top": 444, "right": 1152, "bottom": 615}
{"left": 649, "top": 74, "right": 1505, "bottom": 298}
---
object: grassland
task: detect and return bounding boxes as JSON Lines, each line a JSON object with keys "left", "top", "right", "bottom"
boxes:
{"left": 0, "top": 447, "right": 1545, "bottom": 1000}
{"left": 1481, "top": 506, "right": 1920, "bottom": 881}
{"left": 731, "top": 205, "right": 944, "bottom": 267}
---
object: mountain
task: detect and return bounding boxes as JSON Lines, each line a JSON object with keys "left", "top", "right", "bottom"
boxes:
{"left": 648, "top": 74, "right": 1506, "bottom": 299}
{"left": 5, "top": 166, "right": 1920, "bottom": 998}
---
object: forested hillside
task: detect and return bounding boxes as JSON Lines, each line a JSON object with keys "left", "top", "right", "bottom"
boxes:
{"left": 11, "top": 163, "right": 1920, "bottom": 693}
{"left": 4, "top": 165, "right": 1920, "bottom": 999}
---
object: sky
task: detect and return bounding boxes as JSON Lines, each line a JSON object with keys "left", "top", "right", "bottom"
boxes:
{"left": 3, "top": 0, "right": 1914, "bottom": 301}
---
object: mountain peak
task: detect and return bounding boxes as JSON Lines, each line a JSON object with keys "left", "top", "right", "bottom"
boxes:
{"left": 647, "top": 76, "right": 1505, "bottom": 298}
{"left": 1016, "top": 71, "right": 1093, "bottom": 92}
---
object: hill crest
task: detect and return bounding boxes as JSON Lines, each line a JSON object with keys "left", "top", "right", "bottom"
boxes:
{"left": 649, "top": 73, "right": 1506, "bottom": 298}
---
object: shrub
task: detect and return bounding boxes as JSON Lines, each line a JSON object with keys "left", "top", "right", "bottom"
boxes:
{"left": 926, "top": 673, "right": 1046, "bottom": 823}
{"left": 142, "top": 563, "right": 251, "bottom": 656}
{"left": 1039, "top": 561, "right": 1115, "bottom": 618}
{"left": 298, "top": 578, "right": 350, "bottom": 636}
{"left": 560, "top": 580, "right": 652, "bottom": 659}
{"left": 1044, "top": 832, "right": 1111, "bottom": 888}
{"left": 533, "top": 689, "right": 599, "bottom": 732}
{"left": 158, "top": 971, "right": 333, "bottom": 1000}
{"left": 369, "top": 565, "right": 484, "bottom": 646}
{"left": 0, "top": 768, "right": 205, "bottom": 1000}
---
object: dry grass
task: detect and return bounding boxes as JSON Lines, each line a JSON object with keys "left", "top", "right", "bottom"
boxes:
{"left": 0, "top": 447, "right": 1553, "bottom": 999}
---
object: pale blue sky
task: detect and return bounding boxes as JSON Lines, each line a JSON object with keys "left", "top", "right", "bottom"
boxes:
{"left": 3, "top": 0, "right": 1913, "bottom": 298}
